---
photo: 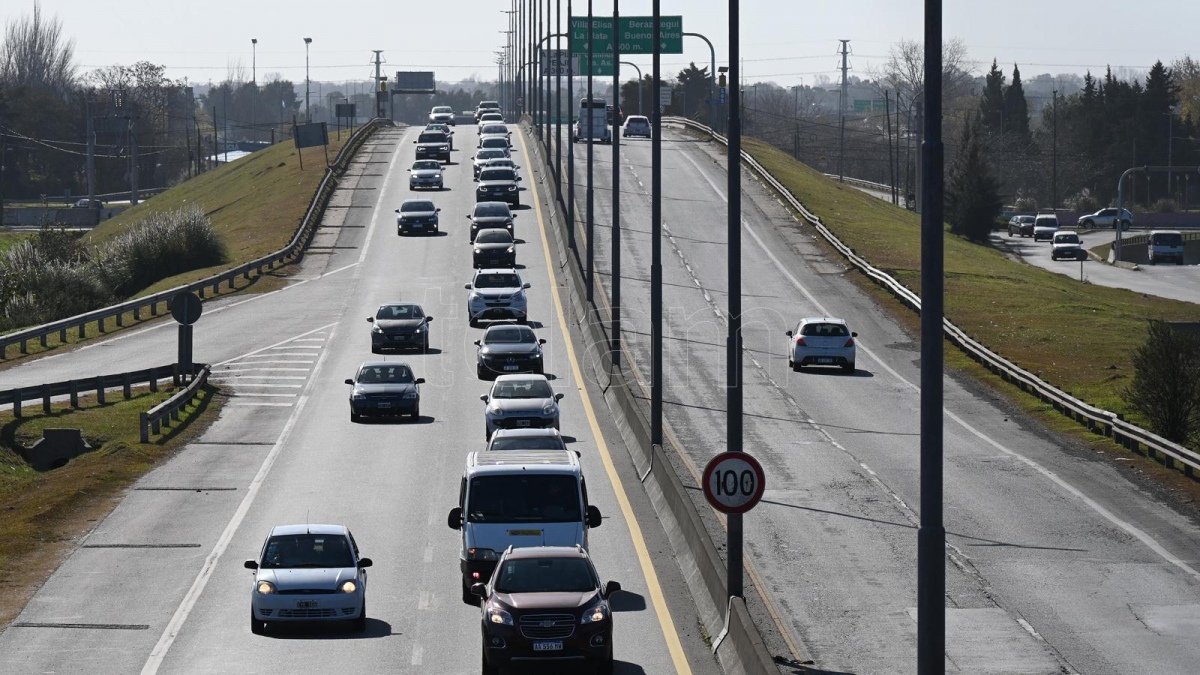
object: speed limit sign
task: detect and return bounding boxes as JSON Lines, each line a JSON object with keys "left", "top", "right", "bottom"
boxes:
{"left": 702, "top": 452, "right": 766, "bottom": 514}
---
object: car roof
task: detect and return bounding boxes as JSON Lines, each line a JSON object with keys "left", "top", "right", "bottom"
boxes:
{"left": 484, "top": 322, "right": 532, "bottom": 334}
{"left": 474, "top": 267, "right": 520, "bottom": 275}
{"left": 502, "top": 545, "right": 588, "bottom": 561}
{"left": 490, "top": 428, "right": 563, "bottom": 439}
{"left": 493, "top": 373, "right": 548, "bottom": 383}
{"left": 358, "top": 360, "right": 414, "bottom": 370}
{"left": 270, "top": 523, "right": 348, "bottom": 537}
{"left": 466, "top": 450, "right": 580, "bottom": 473}
{"left": 797, "top": 317, "right": 848, "bottom": 325}
{"left": 1150, "top": 229, "right": 1183, "bottom": 235}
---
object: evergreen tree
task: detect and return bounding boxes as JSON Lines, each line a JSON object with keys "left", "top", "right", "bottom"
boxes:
{"left": 1003, "top": 63, "right": 1030, "bottom": 138}
{"left": 979, "top": 59, "right": 1006, "bottom": 132}
{"left": 945, "top": 115, "right": 1004, "bottom": 242}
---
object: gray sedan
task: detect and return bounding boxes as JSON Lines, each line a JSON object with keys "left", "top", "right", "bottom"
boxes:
{"left": 480, "top": 374, "right": 563, "bottom": 439}
{"left": 368, "top": 303, "right": 431, "bottom": 353}
{"left": 407, "top": 160, "right": 444, "bottom": 190}
{"left": 474, "top": 323, "right": 545, "bottom": 379}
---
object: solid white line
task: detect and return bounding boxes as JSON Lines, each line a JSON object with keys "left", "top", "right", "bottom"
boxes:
{"left": 213, "top": 368, "right": 311, "bottom": 373}
{"left": 227, "top": 393, "right": 298, "bottom": 397}
{"left": 207, "top": 376, "right": 308, "bottom": 381}
{"left": 267, "top": 345, "right": 321, "bottom": 350}
{"left": 238, "top": 352, "right": 317, "bottom": 358}
{"left": 219, "top": 384, "right": 302, "bottom": 389}
{"left": 678, "top": 148, "right": 1200, "bottom": 583}
{"left": 225, "top": 402, "right": 294, "bottom": 408}
{"left": 219, "top": 360, "right": 314, "bottom": 365}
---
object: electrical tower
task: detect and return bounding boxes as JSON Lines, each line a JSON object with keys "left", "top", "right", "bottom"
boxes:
{"left": 838, "top": 39, "right": 850, "bottom": 183}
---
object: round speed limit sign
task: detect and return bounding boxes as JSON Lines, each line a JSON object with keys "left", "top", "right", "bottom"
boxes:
{"left": 702, "top": 452, "right": 766, "bottom": 514}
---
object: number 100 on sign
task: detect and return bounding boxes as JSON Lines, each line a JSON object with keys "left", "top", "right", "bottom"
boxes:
{"left": 702, "top": 452, "right": 766, "bottom": 514}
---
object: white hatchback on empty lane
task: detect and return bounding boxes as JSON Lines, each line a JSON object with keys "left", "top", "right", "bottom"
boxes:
{"left": 786, "top": 317, "right": 858, "bottom": 373}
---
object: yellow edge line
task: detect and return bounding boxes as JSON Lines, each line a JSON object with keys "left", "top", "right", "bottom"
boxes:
{"left": 519, "top": 128, "right": 692, "bottom": 674}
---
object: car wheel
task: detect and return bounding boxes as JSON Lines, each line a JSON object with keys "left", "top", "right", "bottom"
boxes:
{"left": 351, "top": 411, "right": 361, "bottom": 423}
{"left": 485, "top": 424, "right": 492, "bottom": 441}
{"left": 352, "top": 600, "right": 367, "bottom": 632}
{"left": 593, "top": 655, "right": 615, "bottom": 675}
{"left": 423, "top": 336, "right": 430, "bottom": 352}
{"left": 464, "top": 585, "right": 478, "bottom": 606}
{"left": 792, "top": 360, "right": 802, "bottom": 372}
{"left": 481, "top": 644, "right": 499, "bottom": 674}
{"left": 1082, "top": 219, "right": 1093, "bottom": 228}
{"left": 535, "top": 363, "right": 544, "bottom": 375}
{"left": 842, "top": 362, "right": 855, "bottom": 374}
{"left": 411, "top": 406, "right": 420, "bottom": 421}
{"left": 1007, "top": 230, "right": 1013, "bottom": 237}
{"left": 477, "top": 365, "right": 487, "bottom": 380}
{"left": 469, "top": 317, "right": 479, "bottom": 328}
{"left": 250, "top": 611, "right": 265, "bottom": 635}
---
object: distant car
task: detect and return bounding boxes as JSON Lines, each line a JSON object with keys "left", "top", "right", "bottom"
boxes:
{"left": 465, "top": 268, "right": 530, "bottom": 326}
{"left": 479, "top": 136, "right": 511, "bottom": 154}
{"left": 245, "top": 524, "right": 372, "bottom": 635}
{"left": 345, "top": 361, "right": 424, "bottom": 422}
{"left": 786, "top": 317, "right": 857, "bottom": 373}
{"left": 476, "top": 167, "right": 521, "bottom": 206}
{"left": 475, "top": 545, "right": 618, "bottom": 673}
{"left": 1033, "top": 213, "right": 1059, "bottom": 242}
{"left": 1077, "top": 207, "right": 1132, "bottom": 231}
{"left": 482, "top": 157, "right": 520, "bottom": 173}
{"left": 1050, "top": 230, "right": 1085, "bottom": 261}
{"left": 425, "top": 123, "right": 455, "bottom": 149}
{"left": 429, "top": 106, "right": 455, "bottom": 125}
{"left": 1007, "top": 215, "right": 1035, "bottom": 237}
{"left": 475, "top": 101, "right": 502, "bottom": 121}
{"left": 622, "top": 115, "right": 651, "bottom": 138}
{"left": 480, "top": 374, "right": 563, "bottom": 439}
{"left": 72, "top": 198, "right": 104, "bottom": 209}
{"left": 468, "top": 201, "right": 517, "bottom": 241}
{"left": 473, "top": 228, "right": 518, "bottom": 269}
{"left": 407, "top": 160, "right": 444, "bottom": 190}
{"left": 478, "top": 123, "right": 512, "bottom": 148}
{"left": 414, "top": 130, "right": 451, "bottom": 163}
{"left": 368, "top": 303, "right": 432, "bottom": 353}
{"left": 474, "top": 323, "right": 545, "bottom": 379}
{"left": 484, "top": 428, "right": 567, "bottom": 452}
{"left": 1149, "top": 230, "right": 1185, "bottom": 265}
{"left": 478, "top": 112, "right": 504, "bottom": 126}
{"left": 395, "top": 199, "right": 440, "bottom": 235}
{"left": 472, "top": 148, "right": 511, "bottom": 178}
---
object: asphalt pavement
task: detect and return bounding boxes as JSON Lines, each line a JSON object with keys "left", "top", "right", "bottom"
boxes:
{"left": 549, "top": 123, "right": 1200, "bottom": 674}
{"left": 0, "top": 123, "right": 718, "bottom": 674}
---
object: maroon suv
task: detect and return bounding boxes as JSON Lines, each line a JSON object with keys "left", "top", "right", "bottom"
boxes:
{"left": 474, "top": 546, "right": 620, "bottom": 674}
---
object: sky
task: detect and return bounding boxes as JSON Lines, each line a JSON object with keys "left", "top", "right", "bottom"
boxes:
{"left": 4, "top": 0, "right": 1198, "bottom": 91}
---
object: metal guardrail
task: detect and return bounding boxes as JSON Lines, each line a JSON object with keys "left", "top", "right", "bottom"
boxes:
{"left": 0, "top": 363, "right": 179, "bottom": 417}
{"left": 667, "top": 116, "right": 1200, "bottom": 478}
{"left": 140, "top": 365, "right": 211, "bottom": 442}
{"left": 0, "top": 118, "right": 391, "bottom": 360}
{"left": 823, "top": 173, "right": 896, "bottom": 194}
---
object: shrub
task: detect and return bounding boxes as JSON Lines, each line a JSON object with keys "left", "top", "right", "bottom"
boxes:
{"left": 1067, "top": 194, "right": 1100, "bottom": 213}
{"left": 1122, "top": 321, "right": 1200, "bottom": 446}
{"left": 1014, "top": 196, "right": 1039, "bottom": 212}
{"left": 1151, "top": 198, "right": 1179, "bottom": 213}
{"left": 94, "top": 205, "right": 225, "bottom": 296}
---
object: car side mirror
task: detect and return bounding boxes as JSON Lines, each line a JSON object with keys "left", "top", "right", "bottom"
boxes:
{"left": 406, "top": 168, "right": 411, "bottom": 172}
{"left": 538, "top": 339, "right": 546, "bottom": 345}
{"left": 785, "top": 330, "right": 793, "bottom": 337}
{"left": 516, "top": 177, "right": 522, "bottom": 181}
{"left": 344, "top": 378, "right": 354, "bottom": 385}
{"left": 426, "top": 316, "right": 434, "bottom": 322}
{"left": 244, "top": 560, "right": 259, "bottom": 570}
{"left": 474, "top": 340, "right": 482, "bottom": 346}
{"left": 470, "top": 582, "right": 488, "bottom": 599}
{"left": 480, "top": 395, "right": 489, "bottom": 403}
{"left": 464, "top": 283, "right": 473, "bottom": 289}
{"left": 554, "top": 393, "right": 564, "bottom": 402}
{"left": 358, "top": 557, "right": 373, "bottom": 568}
{"left": 470, "top": 156, "right": 475, "bottom": 160}
{"left": 436, "top": 208, "right": 441, "bottom": 212}
{"left": 586, "top": 505, "right": 603, "bottom": 528}
{"left": 367, "top": 316, "right": 375, "bottom": 322}
{"left": 415, "top": 378, "right": 426, "bottom": 385}
{"left": 851, "top": 332, "right": 858, "bottom": 337}
{"left": 412, "top": 140, "right": 417, "bottom": 144}
{"left": 602, "top": 581, "right": 621, "bottom": 598}
{"left": 394, "top": 209, "right": 400, "bottom": 213}
{"left": 523, "top": 283, "right": 531, "bottom": 289}
{"left": 447, "top": 507, "right": 463, "bottom": 530}
{"left": 575, "top": 450, "right": 582, "bottom": 458}
{"left": 465, "top": 215, "right": 472, "bottom": 219}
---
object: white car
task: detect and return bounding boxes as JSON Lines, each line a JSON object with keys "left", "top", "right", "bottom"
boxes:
{"left": 1033, "top": 213, "right": 1059, "bottom": 242}
{"left": 245, "top": 524, "right": 372, "bottom": 634}
{"left": 480, "top": 374, "right": 564, "bottom": 439}
{"left": 465, "top": 268, "right": 530, "bottom": 327}
{"left": 407, "top": 160, "right": 444, "bottom": 190}
{"left": 786, "top": 317, "right": 857, "bottom": 373}
{"left": 429, "top": 105, "right": 455, "bottom": 125}
{"left": 478, "top": 123, "right": 511, "bottom": 148}
{"left": 1050, "top": 230, "right": 1084, "bottom": 261}
{"left": 622, "top": 115, "right": 651, "bottom": 138}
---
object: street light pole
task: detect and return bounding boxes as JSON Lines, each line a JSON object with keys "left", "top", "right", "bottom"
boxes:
{"left": 304, "top": 38, "right": 313, "bottom": 123}
{"left": 611, "top": 0, "right": 622, "bottom": 372}
{"left": 725, "top": 0, "right": 745, "bottom": 602}
{"left": 251, "top": 38, "right": 257, "bottom": 85}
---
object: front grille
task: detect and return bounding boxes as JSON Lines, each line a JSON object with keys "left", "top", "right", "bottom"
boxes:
{"left": 277, "top": 589, "right": 337, "bottom": 595}
{"left": 341, "top": 607, "right": 357, "bottom": 616}
{"left": 495, "top": 416, "right": 550, "bottom": 429}
{"left": 520, "top": 614, "right": 575, "bottom": 640}
{"left": 277, "top": 608, "right": 338, "bottom": 618}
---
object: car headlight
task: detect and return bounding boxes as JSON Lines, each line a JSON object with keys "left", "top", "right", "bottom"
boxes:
{"left": 487, "top": 604, "right": 514, "bottom": 625}
{"left": 466, "top": 547, "right": 499, "bottom": 562}
{"left": 477, "top": 186, "right": 487, "bottom": 192}
{"left": 403, "top": 391, "right": 419, "bottom": 400}
{"left": 489, "top": 405, "right": 505, "bottom": 417}
{"left": 580, "top": 600, "right": 609, "bottom": 624}
{"left": 413, "top": 327, "right": 423, "bottom": 334}
{"left": 514, "top": 290, "right": 526, "bottom": 302}
{"left": 371, "top": 325, "right": 383, "bottom": 334}
{"left": 506, "top": 247, "right": 515, "bottom": 253}
{"left": 542, "top": 402, "right": 558, "bottom": 415}
{"left": 256, "top": 580, "right": 276, "bottom": 595}
{"left": 339, "top": 580, "right": 358, "bottom": 594}
{"left": 352, "top": 390, "right": 367, "bottom": 400}
{"left": 507, "top": 185, "right": 517, "bottom": 191}
{"left": 474, "top": 247, "right": 482, "bottom": 254}
{"left": 469, "top": 292, "right": 483, "bottom": 303}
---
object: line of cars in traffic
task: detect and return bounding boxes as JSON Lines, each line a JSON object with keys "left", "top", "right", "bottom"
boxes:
{"left": 1005, "top": 208, "right": 1188, "bottom": 264}
{"left": 248, "top": 107, "right": 621, "bottom": 672}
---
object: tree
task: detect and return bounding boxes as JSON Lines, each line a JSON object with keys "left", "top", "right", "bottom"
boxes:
{"left": 979, "top": 59, "right": 1005, "bottom": 132}
{"left": 0, "top": 1, "right": 76, "bottom": 95}
{"left": 1123, "top": 321, "right": 1200, "bottom": 446}
{"left": 675, "top": 62, "right": 710, "bottom": 121}
{"left": 1171, "top": 55, "right": 1200, "bottom": 121}
{"left": 1003, "top": 64, "right": 1029, "bottom": 138}
{"left": 945, "top": 115, "right": 1003, "bottom": 242}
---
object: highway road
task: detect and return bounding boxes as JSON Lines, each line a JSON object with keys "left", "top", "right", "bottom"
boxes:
{"left": 0, "top": 124, "right": 718, "bottom": 674}
{"left": 549, "top": 123, "right": 1200, "bottom": 674}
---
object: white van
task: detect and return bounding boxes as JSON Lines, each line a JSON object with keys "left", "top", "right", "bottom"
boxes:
{"left": 1148, "top": 230, "right": 1185, "bottom": 265}
{"left": 573, "top": 97, "right": 611, "bottom": 143}
{"left": 447, "top": 450, "right": 602, "bottom": 603}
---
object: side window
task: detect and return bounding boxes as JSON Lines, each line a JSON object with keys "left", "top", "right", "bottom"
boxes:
{"left": 459, "top": 476, "right": 467, "bottom": 510}
{"left": 580, "top": 477, "right": 589, "bottom": 508}
{"left": 258, "top": 536, "right": 270, "bottom": 561}
{"left": 347, "top": 531, "right": 360, "bottom": 556}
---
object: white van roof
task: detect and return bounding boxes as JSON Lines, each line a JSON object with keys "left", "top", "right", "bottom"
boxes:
{"left": 465, "top": 450, "right": 581, "bottom": 476}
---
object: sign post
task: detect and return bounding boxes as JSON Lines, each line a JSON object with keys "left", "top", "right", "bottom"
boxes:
{"left": 169, "top": 291, "right": 202, "bottom": 384}
{"left": 702, "top": 452, "right": 765, "bottom": 515}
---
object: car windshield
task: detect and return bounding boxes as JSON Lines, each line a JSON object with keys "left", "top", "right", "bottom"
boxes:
{"left": 411, "top": 161, "right": 440, "bottom": 171}
{"left": 467, "top": 475, "right": 582, "bottom": 524}
{"left": 356, "top": 365, "right": 415, "bottom": 384}
{"left": 1152, "top": 233, "right": 1184, "bottom": 246}
{"left": 474, "top": 203, "right": 511, "bottom": 218}
{"left": 476, "top": 230, "right": 513, "bottom": 244}
{"left": 1018, "top": 216, "right": 1035, "bottom": 223}
{"left": 1055, "top": 234, "right": 1080, "bottom": 244}
{"left": 376, "top": 304, "right": 423, "bottom": 320}
{"left": 482, "top": 125, "right": 507, "bottom": 135}
{"left": 480, "top": 101, "right": 499, "bottom": 108}
{"left": 486, "top": 327, "right": 534, "bottom": 343}
{"left": 433, "top": 106, "right": 452, "bottom": 113}
{"left": 260, "top": 534, "right": 355, "bottom": 569}
{"left": 477, "top": 150, "right": 506, "bottom": 161}
{"left": 401, "top": 201, "right": 435, "bottom": 213}
{"left": 799, "top": 322, "right": 849, "bottom": 337}
{"left": 480, "top": 169, "right": 516, "bottom": 182}
{"left": 418, "top": 133, "right": 446, "bottom": 143}
{"left": 494, "top": 556, "right": 598, "bottom": 593}
{"left": 474, "top": 273, "right": 521, "bottom": 288}
{"left": 486, "top": 159, "right": 514, "bottom": 168}
{"left": 481, "top": 138, "right": 507, "bottom": 148}
{"left": 490, "top": 436, "right": 567, "bottom": 451}
{"left": 491, "top": 379, "right": 553, "bottom": 399}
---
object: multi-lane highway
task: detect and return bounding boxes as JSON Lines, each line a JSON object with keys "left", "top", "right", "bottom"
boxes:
{"left": 551, "top": 123, "right": 1200, "bottom": 674}
{"left": 0, "top": 124, "right": 718, "bottom": 674}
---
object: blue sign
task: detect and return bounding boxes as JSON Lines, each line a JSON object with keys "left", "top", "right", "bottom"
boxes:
{"left": 718, "top": 87, "right": 727, "bottom": 104}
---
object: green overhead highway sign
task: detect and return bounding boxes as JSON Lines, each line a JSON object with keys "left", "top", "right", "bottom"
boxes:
{"left": 569, "top": 16, "right": 683, "bottom": 56}
{"left": 575, "top": 53, "right": 616, "bottom": 77}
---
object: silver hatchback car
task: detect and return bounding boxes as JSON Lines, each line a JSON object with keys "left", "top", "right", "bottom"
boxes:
{"left": 480, "top": 374, "right": 564, "bottom": 439}
{"left": 786, "top": 317, "right": 858, "bottom": 373}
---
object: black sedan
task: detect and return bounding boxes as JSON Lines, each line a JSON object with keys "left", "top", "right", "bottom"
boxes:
{"left": 472, "top": 229, "right": 517, "bottom": 269}
{"left": 468, "top": 201, "right": 516, "bottom": 242}
{"left": 368, "top": 303, "right": 432, "bottom": 352}
{"left": 475, "top": 167, "right": 521, "bottom": 206}
{"left": 475, "top": 324, "right": 545, "bottom": 379}
{"left": 346, "top": 362, "right": 424, "bottom": 422}
{"left": 396, "top": 199, "right": 440, "bottom": 236}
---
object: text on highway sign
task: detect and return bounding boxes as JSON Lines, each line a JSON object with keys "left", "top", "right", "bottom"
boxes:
{"left": 569, "top": 16, "right": 684, "bottom": 55}
{"left": 702, "top": 452, "right": 766, "bottom": 514}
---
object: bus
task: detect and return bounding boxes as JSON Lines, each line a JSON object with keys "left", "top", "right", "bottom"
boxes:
{"left": 573, "top": 97, "right": 611, "bottom": 144}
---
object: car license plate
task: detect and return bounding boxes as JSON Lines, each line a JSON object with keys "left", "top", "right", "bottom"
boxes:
{"left": 296, "top": 601, "right": 318, "bottom": 609}
{"left": 516, "top": 420, "right": 531, "bottom": 427}
{"left": 817, "top": 357, "right": 833, "bottom": 364}
{"left": 533, "top": 641, "right": 563, "bottom": 652}
{"left": 378, "top": 402, "right": 392, "bottom": 408}
{"left": 504, "top": 365, "right": 520, "bottom": 371}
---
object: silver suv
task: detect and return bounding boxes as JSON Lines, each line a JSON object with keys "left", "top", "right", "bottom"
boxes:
{"left": 465, "top": 269, "right": 530, "bottom": 327}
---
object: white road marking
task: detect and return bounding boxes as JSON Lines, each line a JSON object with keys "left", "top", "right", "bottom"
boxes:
{"left": 411, "top": 644, "right": 424, "bottom": 666}
{"left": 225, "top": 402, "right": 294, "bottom": 407}
{"left": 267, "top": 345, "right": 321, "bottom": 350}
{"left": 423, "top": 544, "right": 434, "bottom": 564}
{"left": 207, "top": 376, "right": 308, "bottom": 381}
{"left": 417, "top": 591, "right": 431, "bottom": 611}
{"left": 212, "top": 368, "right": 312, "bottom": 373}
{"left": 226, "top": 393, "right": 298, "bottom": 398}
{"left": 218, "top": 360, "right": 313, "bottom": 365}
{"left": 217, "top": 383, "right": 302, "bottom": 389}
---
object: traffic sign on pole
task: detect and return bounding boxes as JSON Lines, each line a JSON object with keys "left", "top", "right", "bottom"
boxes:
{"left": 569, "top": 16, "right": 683, "bottom": 55}
{"left": 702, "top": 452, "right": 765, "bottom": 514}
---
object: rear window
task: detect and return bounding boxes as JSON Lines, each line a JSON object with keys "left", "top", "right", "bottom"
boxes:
{"left": 474, "top": 273, "right": 521, "bottom": 288}
{"left": 432, "top": 106, "right": 452, "bottom": 114}
{"left": 1054, "top": 233, "right": 1080, "bottom": 244}
{"left": 482, "top": 125, "right": 508, "bottom": 135}
{"left": 800, "top": 322, "right": 850, "bottom": 337}
{"left": 1152, "top": 233, "right": 1184, "bottom": 246}
{"left": 474, "top": 203, "right": 511, "bottom": 218}
{"left": 479, "top": 169, "right": 516, "bottom": 182}
{"left": 485, "top": 326, "right": 534, "bottom": 343}
{"left": 490, "top": 436, "right": 567, "bottom": 451}
{"left": 400, "top": 200, "right": 435, "bottom": 212}
{"left": 466, "top": 474, "right": 580, "bottom": 524}
{"left": 481, "top": 138, "right": 508, "bottom": 148}
{"left": 477, "top": 149, "right": 507, "bottom": 160}
{"left": 1035, "top": 216, "right": 1058, "bottom": 226}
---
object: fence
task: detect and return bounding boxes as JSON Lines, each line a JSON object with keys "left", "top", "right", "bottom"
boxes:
{"left": 0, "top": 363, "right": 181, "bottom": 418}
{"left": 140, "top": 365, "right": 211, "bottom": 442}
{"left": 0, "top": 118, "right": 391, "bottom": 360}
{"left": 669, "top": 117, "right": 1200, "bottom": 478}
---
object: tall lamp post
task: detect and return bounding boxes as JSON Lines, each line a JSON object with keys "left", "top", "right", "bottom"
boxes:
{"left": 303, "top": 37, "right": 313, "bottom": 122}
{"left": 251, "top": 38, "right": 257, "bottom": 85}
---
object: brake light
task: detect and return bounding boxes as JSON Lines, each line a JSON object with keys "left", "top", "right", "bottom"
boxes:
{"left": 844, "top": 338, "right": 855, "bottom": 348}
{"left": 794, "top": 337, "right": 806, "bottom": 346}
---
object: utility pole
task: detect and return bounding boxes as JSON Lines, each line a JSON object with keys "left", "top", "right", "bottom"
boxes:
{"left": 373, "top": 50, "right": 384, "bottom": 118}
{"left": 726, "top": 0, "right": 745, "bottom": 601}
{"left": 651, "top": 0, "right": 664, "bottom": 517}
{"left": 128, "top": 102, "right": 140, "bottom": 205}
{"left": 304, "top": 37, "right": 313, "bottom": 123}
{"left": 838, "top": 39, "right": 850, "bottom": 183}
{"left": 1052, "top": 89, "right": 1057, "bottom": 210}
{"left": 567, "top": 0, "right": 576, "bottom": 275}
{"left": 252, "top": 38, "right": 258, "bottom": 84}
{"left": 886, "top": 90, "right": 896, "bottom": 205}
{"left": 914, "top": 100, "right": 924, "bottom": 213}
{"left": 611, "top": 0, "right": 621, "bottom": 371}
{"left": 585, "top": 0, "right": 595, "bottom": 303}
{"left": 86, "top": 93, "right": 97, "bottom": 206}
